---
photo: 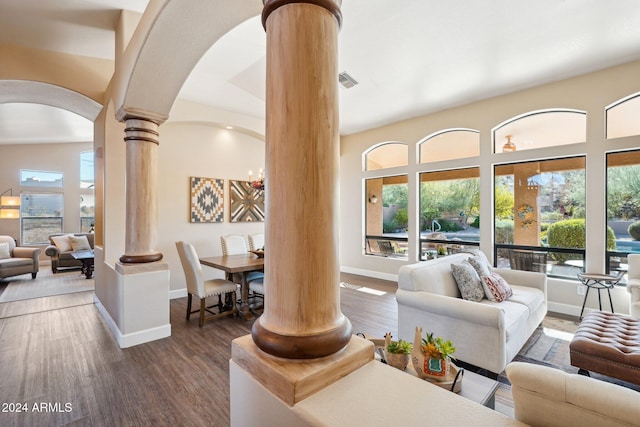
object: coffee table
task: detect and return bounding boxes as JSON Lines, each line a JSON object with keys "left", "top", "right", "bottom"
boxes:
{"left": 71, "top": 250, "right": 95, "bottom": 279}
{"left": 370, "top": 348, "right": 499, "bottom": 408}
{"left": 404, "top": 362, "right": 499, "bottom": 408}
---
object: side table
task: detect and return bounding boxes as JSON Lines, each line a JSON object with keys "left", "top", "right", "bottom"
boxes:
{"left": 577, "top": 271, "right": 623, "bottom": 320}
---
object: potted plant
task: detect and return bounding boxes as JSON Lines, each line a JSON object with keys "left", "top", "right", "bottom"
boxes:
{"left": 412, "top": 327, "right": 456, "bottom": 381}
{"left": 382, "top": 332, "right": 413, "bottom": 370}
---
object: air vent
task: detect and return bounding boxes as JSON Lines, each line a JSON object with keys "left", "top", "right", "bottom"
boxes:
{"left": 338, "top": 71, "right": 359, "bottom": 89}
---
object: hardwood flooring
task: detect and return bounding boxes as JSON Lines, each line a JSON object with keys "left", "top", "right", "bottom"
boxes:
{"left": 0, "top": 272, "right": 398, "bottom": 426}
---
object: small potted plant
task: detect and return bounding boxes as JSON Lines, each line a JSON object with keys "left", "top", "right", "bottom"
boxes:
{"left": 382, "top": 332, "right": 413, "bottom": 370}
{"left": 412, "top": 327, "right": 456, "bottom": 381}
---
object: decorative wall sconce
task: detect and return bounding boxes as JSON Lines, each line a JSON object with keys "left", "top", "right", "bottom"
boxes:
{"left": 0, "top": 189, "right": 21, "bottom": 219}
{"left": 502, "top": 135, "right": 517, "bottom": 152}
{"left": 368, "top": 194, "right": 378, "bottom": 204}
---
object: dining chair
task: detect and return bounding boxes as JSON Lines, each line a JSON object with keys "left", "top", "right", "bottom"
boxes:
{"left": 221, "top": 234, "right": 248, "bottom": 255}
{"left": 175, "top": 241, "right": 238, "bottom": 327}
{"left": 220, "top": 234, "right": 264, "bottom": 284}
{"left": 247, "top": 233, "right": 265, "bottom": 251}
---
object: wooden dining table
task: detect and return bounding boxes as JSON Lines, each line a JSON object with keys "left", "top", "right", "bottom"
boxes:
{"left": 199, "top": 253, "right": 264, "bottom": 320}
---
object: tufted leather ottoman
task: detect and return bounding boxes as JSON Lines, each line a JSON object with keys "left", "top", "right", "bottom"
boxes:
{"left": 570, "top": 311, "right": 640, "bottom": 385}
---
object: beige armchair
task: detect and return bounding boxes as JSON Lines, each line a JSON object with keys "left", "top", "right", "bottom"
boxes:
{"left": 626, "top": 254, "right": 640, "bottom": 318}
{"left": 507, "top": 361, "right": 640, "bottom": 427}
{"left": 0, "top": 235, "right": 41, "bottom": 280}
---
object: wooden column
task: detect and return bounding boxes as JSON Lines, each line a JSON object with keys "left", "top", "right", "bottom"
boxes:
{"left": 252, "top": 0, "right": 351, "bottom": 359}
{"left": 119, "top": 117, "right": 163, "bottom": 264}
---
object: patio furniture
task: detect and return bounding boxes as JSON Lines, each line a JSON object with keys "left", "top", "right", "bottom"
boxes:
{"left": 508, "top": 249, "right": 547, "bottom": 273}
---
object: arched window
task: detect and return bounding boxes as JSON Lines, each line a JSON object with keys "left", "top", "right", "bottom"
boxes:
{"left": 418, "top": 129, "right": 479, "bottom": 163}
{"left": 493, "top": 109, "right": 586, "bottom": 153}
{"left": 363, "top": 142, "right": 408, "bottom": 171}
{"left": 606, "top": 92, "right": 640, "bottom": 139}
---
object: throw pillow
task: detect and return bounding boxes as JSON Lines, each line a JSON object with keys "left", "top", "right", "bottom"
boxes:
{"left": 467, "top": 255, "right": 492, "bottom": 277}
{"left": 51, "top": 234, "right": 73, "bottom": 252}
{"left": 0, "top": 242, "right": 10, "bottom": 259}
{"left": 481, "top": 272, "right": 514, "bottom": 302}
{"left": 69, "top": 235, "right": 91, "bottom": 251}
{"left": 451, "top": 261, "right": 485, "bottom": 302}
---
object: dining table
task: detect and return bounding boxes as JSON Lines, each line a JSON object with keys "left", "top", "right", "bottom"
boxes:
{"left": 199, "top": 253, "right": 264, "bottom": 320}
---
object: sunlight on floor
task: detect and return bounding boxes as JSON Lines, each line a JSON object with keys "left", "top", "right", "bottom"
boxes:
{"left": 339, "top": 282, "right": 387, "bottom": 296}
{"left": 356, "top": 287, "right": 386, "bottom": 296}
{"left": 543, "top": 327, "right": 574, "bottom": 342}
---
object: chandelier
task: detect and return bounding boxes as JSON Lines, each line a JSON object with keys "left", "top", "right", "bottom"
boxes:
{"left": 249, "top": 168, "right": 265, "bottom": 191}
{"left": 502, "top": 135, "right": 516, "bottom": 152}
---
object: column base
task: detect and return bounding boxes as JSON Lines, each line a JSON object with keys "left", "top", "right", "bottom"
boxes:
{"left": 232, "top": 333, "right": 373, "bottom": 406}
{"left": 252, "top": 315, "right": 352, "bottom": 359}
{"left": 119, "top": 252, "right": 163, "bottom": 263}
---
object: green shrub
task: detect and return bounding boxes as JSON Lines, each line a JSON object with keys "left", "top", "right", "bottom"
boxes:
{"left": 495, "top": 220, "right": 514, "bottom": 244}
{"left": 471, "top": 216, "right": 480, "bottom": 228}
{"left": 629, "top": 221, "right": 640, "bottom": 241}
{"left": 547, "top": 219, "right": 616, "bottom": 263}
{"left": 436, "top": 218, "right": 463, "bottom": 232}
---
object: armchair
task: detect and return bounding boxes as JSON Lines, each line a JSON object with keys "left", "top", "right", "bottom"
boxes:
{"left": 626, "top": 254, "right": 640, "bottom": 318}
{"left": 0, "top": 235, "right": 41, "bottom": 280}
{"left": 507, "top": 361, "right": 640, "bottom": 426}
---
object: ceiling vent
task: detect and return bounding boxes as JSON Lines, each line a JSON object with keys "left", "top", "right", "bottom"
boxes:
{"left": 338, "top": 71, "right": 359, "bottom": 89}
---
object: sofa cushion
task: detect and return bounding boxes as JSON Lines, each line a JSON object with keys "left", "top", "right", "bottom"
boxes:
{"left": 0, "top": 258, "right": 32, "bottom": 268}
{"left": 481, "top": 272, "right": 513, "bottom": 302}
{"left": 480, "top": 299, "right": 530, "bottom": 341}
{"left": 508, "top": 285, "right": 545, "bottom": 315}
{"left": 69, "top": 235, "right": 91, "bottom": 251}
{"left": 0, "top": 242, "right": 10, "bottom": 259}
{"left": 51, "top": 234, "right": 73, "bottom": 252}
{"left": 451, "top": 261, "right": 484, "bottom": 302}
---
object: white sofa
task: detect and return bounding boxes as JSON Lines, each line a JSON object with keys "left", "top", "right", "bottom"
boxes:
{"left": 626, "top": 253, "right": 640, "bottom": 318}
{"left": 397, "top": 251, "right": 547, "bottom": 375}
{"left": 507, "top": 361, "right": 640, "bottom": 426}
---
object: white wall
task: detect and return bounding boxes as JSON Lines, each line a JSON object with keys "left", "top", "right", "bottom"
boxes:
{"left": 158, "top": 121, "right": 265, "bottom": 293}
{"left": 339, "top": 59, "right": 640, "bottom": 314}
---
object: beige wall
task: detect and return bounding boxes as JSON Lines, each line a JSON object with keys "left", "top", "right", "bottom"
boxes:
{"left": 158, "top": 121, "right": 265, "bottom": 293}
{"left": 0, "top": 44, "right": 113, "bottom": 103}
{"left": 0, "top": 141, "right": 93, "bottom": 248}
{"left": 340, "top": 59, "right": 640, "bottom": 315}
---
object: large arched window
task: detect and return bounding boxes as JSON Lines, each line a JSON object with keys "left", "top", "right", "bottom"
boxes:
{"left": 418, "top": 129, "right": 479, "bottom": 163}
{"left": 493, "top": 109, "right": 586, "bottom": 153}
{"left": 606, "top": 92, "right": 640, "bottom": 139}
{"left": 363, "top": 142, "right": 408, "bottom": 171}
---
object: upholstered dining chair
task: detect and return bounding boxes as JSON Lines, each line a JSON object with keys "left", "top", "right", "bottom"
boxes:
{"left": 221, "top": 234, "right": 248, "bottom": 255}
{"left": 175, "top": 241, "right": 238, "bottom": 327}
{"left": 220, "top": 234, "right": 264, "bottom": 283}
{"left": 247, "top": 233, "right": 264, "bottom": 251}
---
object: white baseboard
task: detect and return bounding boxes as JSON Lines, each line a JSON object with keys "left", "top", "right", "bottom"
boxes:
{"left": 94, "top": 294, "right": 171, "bottom": 348}
{"left": 548, "top": 301, "right": 583, "bottom": 317}
{"left": 170, "top": 288, "right": 188, "bottom": 300}
{"left": 340, "top": 266, "right": 398, "bottom": 283}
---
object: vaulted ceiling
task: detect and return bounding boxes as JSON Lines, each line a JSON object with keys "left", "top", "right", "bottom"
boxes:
{"left": 2, "top": 0, "right": 640, "bottom": 144}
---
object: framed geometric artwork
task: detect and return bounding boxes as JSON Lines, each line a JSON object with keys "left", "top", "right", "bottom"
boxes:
{"left": 190, "top": 177, "right": 224, "bottom": 223}
{"left": 229, "top": 180, "right": 265, "bottom": 222}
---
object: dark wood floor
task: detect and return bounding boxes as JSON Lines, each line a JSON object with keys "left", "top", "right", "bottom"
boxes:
{"left": 0, "top": 273, "right": 398, "bottom": 427}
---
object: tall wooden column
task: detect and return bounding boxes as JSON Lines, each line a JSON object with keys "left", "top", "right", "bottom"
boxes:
{"left": 252, "top": 0, "right": 351, "bottom": 359}
{"left": 119, "top": 117, "right": 163, "bottom": 264}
